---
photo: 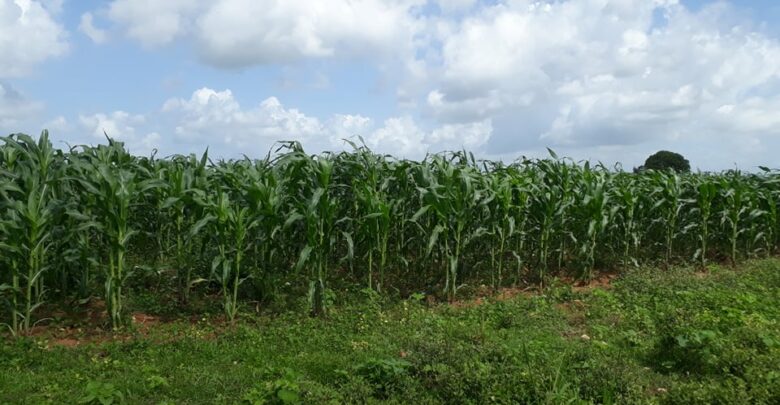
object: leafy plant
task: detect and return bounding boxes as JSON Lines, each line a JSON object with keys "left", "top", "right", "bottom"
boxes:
{"left": 78, "top": 381, "right": 125, "bottom": 405}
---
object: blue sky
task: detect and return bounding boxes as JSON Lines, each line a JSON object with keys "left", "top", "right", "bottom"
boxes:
{"left": 3, "top": 0, "right": 780, "bottom": 170}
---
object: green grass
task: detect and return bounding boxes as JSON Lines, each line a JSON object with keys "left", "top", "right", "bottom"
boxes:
{"left": 2, "top": 259, "right": 779, "bottom": 404}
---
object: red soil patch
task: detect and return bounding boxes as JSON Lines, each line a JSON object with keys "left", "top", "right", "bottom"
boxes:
{"left": 569, "top": 273, "right": 617, "bottom": 293}
{"left": 446, "top": 285, "right": 538, "bottom": 309}
{"left": 51, "top": 338, "right": 80, "bottom": 348}
{"left": 131, "top": 312, "right": 160, "bottom": 334}
{"left": 446, "top": 270, "right": 619, "bottom": 310}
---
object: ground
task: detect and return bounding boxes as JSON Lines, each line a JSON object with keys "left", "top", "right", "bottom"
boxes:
{"left": 1, "top": 259, "right": 779, "bottom": 404}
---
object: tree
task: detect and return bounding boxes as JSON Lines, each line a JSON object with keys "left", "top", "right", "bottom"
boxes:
{"left": 642, "top": 150, "right": 690, "bottom": 173}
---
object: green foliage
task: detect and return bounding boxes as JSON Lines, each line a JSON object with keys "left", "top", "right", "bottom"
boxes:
{"left": 78, "top": 381, "right": 125, "bottom": 405}
{"left": 352, "top": 358, "right": 412, "bottom": 398}
{"left": 1, "top": 133, "right": 779, "bottom": 331}
{"left": 243, "top": 369, "right": 301, "bottom": 405}
{"left": 643, "top": 150, "right": 691, "bottom": 173}
{"left": 0, "top": 260, "right": 779, "bottom": 403}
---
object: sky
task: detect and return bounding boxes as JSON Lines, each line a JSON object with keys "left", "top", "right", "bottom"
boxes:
{"left": 2, "top": 0, "right": 780, "bottom": 171}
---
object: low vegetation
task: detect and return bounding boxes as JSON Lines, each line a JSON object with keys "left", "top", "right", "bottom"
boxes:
{"left": 1, "top": 259, "right": 778, "bottom": 403}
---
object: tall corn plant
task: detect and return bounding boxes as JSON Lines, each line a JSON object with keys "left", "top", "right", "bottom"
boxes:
{"left": 504, "top": 165, "right": 531, "bottom": 285}
{"left": 693, "top": 178, "right": 717, "bottom": 267}
{"left": 0, "top": 132, "right": 59, "bottom": 335}
{"left": 757, "top": 168, "right": 779, "bottom": 255}
{"left": 192, "top": 188, "right": 255, "bottom": 322}
{"left": 484, "top": 168, "right": 516, "bottom": 290}
{"left": 69, "top": 139, "right": 161, "bottom": 329}
{"left": 282, "top": 148, "right": 346, "bottom": 316}
{"left": 651, "top": 171, "right": 685, "bottom": 265}
{"left": 238, "top": 158, "right": 285, "bottom": 303}
{"left": 576, "top": 166, "right": 613, "bottom": 280}
{"left": 414, "top": 153, "right": 486, "bottom": 301}
{"left": 719, "top": 172, "right": 750, "bottom": 265}
{"left": 162, "top": 151, "right": 209, "bottom": 302}
{"left": 387, "top": 159, "right": 418, "bottom": 278}
{"left": 528, "top": 159, "right": 570, "bottom": 281}
{"left": 344, "top": 144, "right": 393, "bottom": 292}
{"left": 612, "top": 173, "right": 643, "bottom": 268}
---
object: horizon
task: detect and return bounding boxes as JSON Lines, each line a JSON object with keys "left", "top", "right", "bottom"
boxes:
{"left": 17, "top": 129, "right": 774, "bottom": 175}
{"left": 3, "top": 0, "right": 780, "bottom": 171}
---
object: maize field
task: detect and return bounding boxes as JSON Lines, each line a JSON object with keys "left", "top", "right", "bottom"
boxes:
{"left": 1, "top": 131, "right": 779, "bottom": 332}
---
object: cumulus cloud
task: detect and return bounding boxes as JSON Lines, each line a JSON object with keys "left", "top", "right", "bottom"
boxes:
{"left": 197, "top": 0, "right": 424, "bottom": 67}
{"left": 161, "top": 88, "right": 327, "bottom": 155}
{"left": 434, "top": 0, "right": 478, "bottom": 14}
{"left": 72, "top": 0, "right": 780, "bottom": 168}
{"left": 107, "top": 0, "right": 201, "bottom": 47}
{"left": 158, "top": 87, "right": 494, "bottom": 158}
{"left": 426, "top": 0, "right": 780, "bottom": 166}
{"left": 102, "top": 0, "right": 424, "bottom": 67}
{"left": 67, "top": 88, "right": 492, "bottom": 159}
{"left": 42, "top": 115, "right": 68, "bottom": 132}
{"left": 78, "top": 12, "right": 108, "bottom": 44}
{"left": 0, "top": 0, "right": 68, "bottom": 76}
{"left": 78, "top": 111, "right": 159, "bottom": 155}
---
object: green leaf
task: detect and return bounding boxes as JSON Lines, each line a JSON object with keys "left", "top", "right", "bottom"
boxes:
{"left": 294, "top": 245, "right": 313, "bottom": 273}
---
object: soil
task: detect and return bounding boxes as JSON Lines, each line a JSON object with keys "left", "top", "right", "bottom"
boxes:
{"left": 10, "top": 270, "right": 624, "bottom": 347}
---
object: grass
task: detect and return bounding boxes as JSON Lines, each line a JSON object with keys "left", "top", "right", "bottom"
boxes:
{"left": 2, "top": 259, "right": 779, "bottom": 404}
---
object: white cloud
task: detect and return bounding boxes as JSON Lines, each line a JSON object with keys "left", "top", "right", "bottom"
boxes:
{"left": 78, "top": 111, "right": 159, "bottom": 155}
{"left": 70, "top": 0, "right": 780, "bottom": 168}
{"left": 197, "top": 0, "right": 424, "bottom": 67}
{"left": 364, "top": 116, "right": 427, "bottom": 156}
{"left": 101, "top": 0, "right": 424, "bottom": 67}
{"left": 355, "top": 116, "right": 493, "bottom": 156}
{"left": 327, "top": 114, "right": 374, "bottom": 147}
{"left": 160, "top": 87, "right": 494, "bottom": 158}
{"left": 107, "top": 0, "right": 202, "bottom": 47}
{"left": 0, "top": 0, "right": 68, "bottom": 76}
{"left": 70, "top": 87, "right": 488, "bottom": 159}
{"left": 161, "top": 88, "right": 327, "bottom": 154}
{"left": 43, "top": 115, "right": 68, "bottom": 132}
{"left": 78, "top": 12, "right": 108, "bottom": 44}
{"left": 434, "top": 0, "right": 478, "bottom": 14}
{"left": 428, "top": 120, "right": 493, "bottom": 150}
{"left": 420, "top": 0, "right": 780, "bottom": 169}
{"left": 79, "top": 111, "right": 144, "bottom": 140}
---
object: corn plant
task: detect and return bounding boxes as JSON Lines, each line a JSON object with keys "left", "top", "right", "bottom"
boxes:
{"left": 694, "top": 178, "right": 717, "bottom": 267}
{"left": 0, "top": 132, "right": 59, "bottom": 335}
{"left": 414, "top": 153, "right": 487, "bottom": 301}
{"left": 719, "top": 172, "right": 749, "bottom": 266}
{"left": 161, "top": 151, "right": 210, "bottom": 302}
{"left": 282, "top": 149, "right": 346, "bottom": 316}
{"left": 3, "top": 131, "right": 780, "bottom": 326}
{"left": 613, "top": 173, "right": 642, "bottom": 268}
{"left": 652, "top": 171, "right": 685, "bottom": 265}
{"left": 757, "top": 172, "right": 779, "bottom": 255}
{"left": 345, "top": 146, "right": 393, "bottom": 292}
{"left": 576, "top": 166, "right": 613, "bottom": 280}
{"left": 484, "top": 168, "right": 515, "bottom": 290}
{"left": 528, "top": 160, "right": 569, "bottom": 281}
{"left": 192, "top": 188, "right": 254, "bottom": 322}
{"left": 239, "top": 158, "right": 285, "bottom": 302}
{"left": 69, "top": 139, "right": 161, "bottom": 329}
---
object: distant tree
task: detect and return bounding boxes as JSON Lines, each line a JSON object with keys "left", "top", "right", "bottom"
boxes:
{"left": 642, "top": 150, "right": 690, "bottom": 173}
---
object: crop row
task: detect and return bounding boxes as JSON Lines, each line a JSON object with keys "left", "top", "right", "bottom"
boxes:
{"left": 1, "top": 132, "right": 778, "bottom": 332}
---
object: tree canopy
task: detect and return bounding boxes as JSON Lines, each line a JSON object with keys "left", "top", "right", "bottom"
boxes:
{"left": 641, "top": 150, "right": 691, "bottom": 173}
